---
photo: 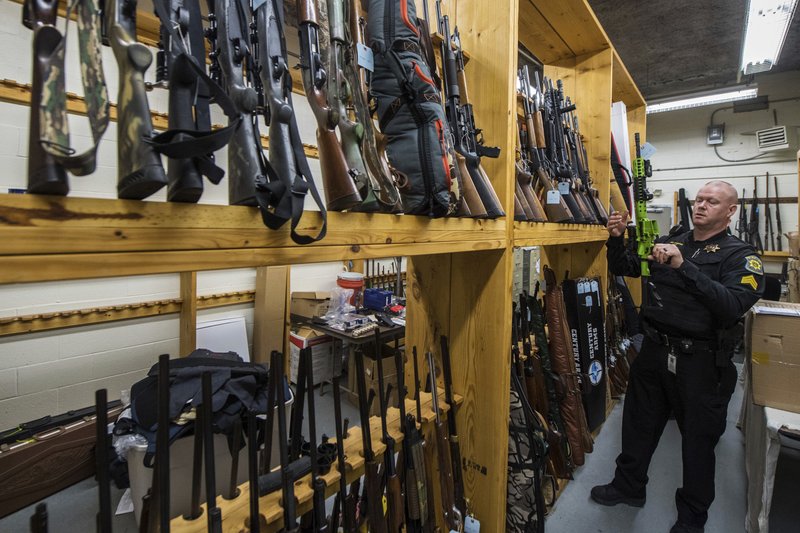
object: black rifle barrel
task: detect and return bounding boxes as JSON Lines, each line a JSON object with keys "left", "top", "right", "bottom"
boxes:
{"left": 247, "top": 410, "right": 261, "bottom": 533}
{"left": 303, "top": 347, "right": 329, "bottom": 532}
{"left": 157, "top": 353, "right": 171, "bottom": 532}
{"left": 439, "top": 335, "right": 466, "bottom": 518}
{"left": 95, "top": 388, "right": 112, "bottom": 533}
{"left": 774, "top": 174, "right": 783, "bottom": 251}
{"left": 201, "top": 371, "right": 223, "bottom": 533}
{"left": 332, "top": 374, "right": 353, "bottom": 532}
{"left": 274, "top": 351, "right": 299, "bottom": 532}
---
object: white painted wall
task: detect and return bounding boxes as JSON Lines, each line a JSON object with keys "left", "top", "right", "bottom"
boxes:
{"left": 645, "top": 70, "right": 800, "bottom": 256}
{"left": 0, "top": 0, "right": 359, "bottom": 427}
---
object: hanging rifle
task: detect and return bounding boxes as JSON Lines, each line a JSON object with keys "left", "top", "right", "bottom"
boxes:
{"left": 436, "top": 2, "right": 504, "bottom": 218}
{"left": 774, "top": 174, "right": 783, "bottom": 252}
{"left": 95, "top": 389, "right": 112, "bottom": 533}
{"left": 151, "top": 0, "right": 215, "bottom": 202}
{"left": 415, "top": 0, "right": 474, "bottom": 218}
{"left": 23, "top": 0, "right": 67, "bottom": 195}
{"left": 105, "top": 0, "right": 167, "bottom": 199}
{"left": 253, "top": 0, "right": 327, "bottom": 243}
{"left": 427, "top": 351, "right": 463, "bottom": 532}
{"left": 514, "top": 116, "right": 547, "bottom": 222}
{"left": 155, "top": 354, "right": 171, "bottom": 532}
{"left": 297, "top": 0, "right": 362, "bottom": 210}
{"left": 208, "top": 0, "right": 262, "bottom": 207}
{"left": 765, "top": 172, "right": 775, "bottom": 251}
{"left": 354, "top": 350, "right": 388, "bottom": 533}
{"left": 336, "top": 0, "right": 403, "bottom": 213}
{"left": 749, "top": 176, "right": 764, "bottom": 253}
{"left": 519, "top": 67, "right": 573, "bottom": 223}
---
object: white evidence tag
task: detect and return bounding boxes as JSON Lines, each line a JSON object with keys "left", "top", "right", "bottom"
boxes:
{"left": 465, "top": 516, "right": 481, "bottom": 533}
{"left": 558, "top": 181, "right": 570, "bottom": 195}
{"left": 357, "top": 43, "right": 375, "bottom": 72}
{"left": 668, "top": 353, "right": 677, "bottom": 374}
{"left": 546, "top": 189, "right": 561, "bottom": 205}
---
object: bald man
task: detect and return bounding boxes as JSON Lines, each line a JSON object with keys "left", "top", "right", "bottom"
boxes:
{"left": 591, "top": 181, "right": 764, "bottom": 533}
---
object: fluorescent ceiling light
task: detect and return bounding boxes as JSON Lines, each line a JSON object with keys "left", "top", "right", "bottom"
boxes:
{"left": 646, "top": 88, "right": 759, "bottom": 114}
{"left": 740, "top": 0, "right": 798, "bottom": 75}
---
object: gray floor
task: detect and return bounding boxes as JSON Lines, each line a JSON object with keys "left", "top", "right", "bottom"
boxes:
{"left": 546, "top": 366, "right": 800, "bottom": 533}
{"left": 0, "top": 383, "right": 360, "bottom": 533}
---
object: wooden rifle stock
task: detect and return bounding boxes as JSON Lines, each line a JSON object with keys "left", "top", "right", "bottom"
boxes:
{"left": 455, "top": 152, "right": 488, "bottom": 217}
{"left": 297, "top": 0, "right": 361, "bottom": 211}
{"left": 514, "top": 182, "right": 529, "bottom": 221}
{"left": 524, "top": 114, "right": 572, "bottom": 223}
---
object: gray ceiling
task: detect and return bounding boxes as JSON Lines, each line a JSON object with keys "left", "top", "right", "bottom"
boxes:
{"left": 587, "top": 0, "right": 800, "bottom": 101}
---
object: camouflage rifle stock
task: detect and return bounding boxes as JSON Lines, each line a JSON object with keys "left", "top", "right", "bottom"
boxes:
{"left": 297, "top": 0, "right": 362, "bottom": 211}
{"left": 106, "top": 0, "right": 167, "bottom": 199}
{"left": 209, "top": 0, "right": 262, "bottom": 206}
{"left": 24, "top": 0, "right": 67, "bottom": 195}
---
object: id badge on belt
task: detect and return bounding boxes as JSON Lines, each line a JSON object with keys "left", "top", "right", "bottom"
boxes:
{"left": 667, "top": 348, "right": 677, "bottom": 374}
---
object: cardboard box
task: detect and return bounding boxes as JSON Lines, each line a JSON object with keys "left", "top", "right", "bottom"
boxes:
{"left": 291, "top": 291, "right": 331, "bottom": 319}
{"left": 748, "top": 300, "right": 800, "bottom": 413}
{"left": 289, "top": 326, "right": 334, "bottom": 385}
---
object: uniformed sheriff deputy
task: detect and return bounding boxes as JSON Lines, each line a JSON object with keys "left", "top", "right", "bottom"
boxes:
{"left": 590, "top": 181, "right": 764, "bottom": 533}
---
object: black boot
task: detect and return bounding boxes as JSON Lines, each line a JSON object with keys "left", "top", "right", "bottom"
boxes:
{"left": 670, "top": 522, "right": 703, "bottom": 533}
{"left": 590, "top": 483, "right": 646, "bottom": 507}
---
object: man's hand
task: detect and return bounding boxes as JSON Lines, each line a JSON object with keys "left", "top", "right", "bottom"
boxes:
{"left": 648, "top": 243, "right": 684, "bottom": 269}
{"left": 607, "top": 211, "right": 628, "bottom": 237}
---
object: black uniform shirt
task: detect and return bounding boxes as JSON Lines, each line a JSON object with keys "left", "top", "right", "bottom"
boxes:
{"left": 607, "top": 229, "right": 765, "bottom": 339}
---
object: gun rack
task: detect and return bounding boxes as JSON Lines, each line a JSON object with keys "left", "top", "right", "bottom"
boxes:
{"left": 0, "top": 0, "right": 647, "bottom": 530}
{"left": 168, "top": 390, "right": 462, "bottom": 532}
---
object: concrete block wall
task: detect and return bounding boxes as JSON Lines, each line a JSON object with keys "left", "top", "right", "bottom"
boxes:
{"left": 646, "top": 70, "right": 800, "bottom": 255}
{"left": 0, "top": 0, "right": 347, "bottom": 428}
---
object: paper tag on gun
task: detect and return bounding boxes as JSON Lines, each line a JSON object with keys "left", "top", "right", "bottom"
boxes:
{"left": 357, "top": 43, "right": 374, "bottom": 72}
{"left": 558, "top": 181, "right": 571, "bottom": 195}
{"left": 465, "top": 516, "right": 481, "bottom": 533}
{"left": 546, "top": 189, "right": 561, "bottom": 204}
{"left": 640, "top": 141, "right": 657, "bottom": 159}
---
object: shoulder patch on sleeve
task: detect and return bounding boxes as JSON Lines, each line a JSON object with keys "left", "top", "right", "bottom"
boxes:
{"left": 741, "top": 275, "right": 759, "bottom": 290}
{"left": 744, "top": 255, "right": 764, "bottom": 275}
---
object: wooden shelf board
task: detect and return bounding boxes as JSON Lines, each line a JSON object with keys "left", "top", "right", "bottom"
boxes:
{"left": 611, "top": 49, "right": 646, "bottom": 108}
{"left": 513, "top": 222, "right": 608, "bottom": 246}
{"left": 0, "top": 193, "right": 505, "bottom": 252}
{"left": 518, "top": 0, "right": 611, "bottom": 65}
{"left": 763, "top": 251, "right": 790, "bottom": 259}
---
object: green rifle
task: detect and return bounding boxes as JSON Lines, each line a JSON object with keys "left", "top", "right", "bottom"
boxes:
{"left": 631, "top": 133, "right": 658, "bottom": 277}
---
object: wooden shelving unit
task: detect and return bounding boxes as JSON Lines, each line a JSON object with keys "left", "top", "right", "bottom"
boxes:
{"left": 0, "top": 0, "right": 646, "bottom": 530}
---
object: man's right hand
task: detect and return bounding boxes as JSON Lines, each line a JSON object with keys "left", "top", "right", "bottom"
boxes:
{"left": 607, "top": 211, "right": 629, "bottom": 237}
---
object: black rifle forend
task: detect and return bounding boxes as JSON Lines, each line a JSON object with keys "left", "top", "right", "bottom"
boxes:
{"left": 105, "top": 0, "right": 168, "bottom": 200}
{"left": 257, "top": 455, "right": 312, "bottom": 496}
{"left": 209, "top": 0, "right": 261, "bottom": 207}
{"left": 253, "top": 0, "right": 327, "bottom": 244}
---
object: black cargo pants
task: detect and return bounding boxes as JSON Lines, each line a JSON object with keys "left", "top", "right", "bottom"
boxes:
{"left": 611, "top": 334, "right": 737, "bottom": 527}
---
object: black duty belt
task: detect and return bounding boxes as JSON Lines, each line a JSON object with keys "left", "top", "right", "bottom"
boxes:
{"left": 642, "top": 322, "right": 717, "bottom": 353}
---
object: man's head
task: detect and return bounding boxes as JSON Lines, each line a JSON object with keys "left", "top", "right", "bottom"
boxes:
{"left": 692, "top": 180, "right": 738, "bottom": 233}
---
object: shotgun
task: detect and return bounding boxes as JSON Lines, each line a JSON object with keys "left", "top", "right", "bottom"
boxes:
{"left": 427, "top": 351, "right": 462, "bottom": 532}
{"left": 247, "top": 410, "right": 262, "bottom": 533}
{"left": 355, "top": 350, "right": 388, "bottom": 533}
{"left": 201, "top": 371, "right": 223, "bottom": 533}
{"left": 765, "top": 172, "right": 775, "bottom": 251}
{"left": 95, "top": 389, "right": 112, "bottom": 533}
{"left": 297, "top": 0, "right": 362, "bottom": 210}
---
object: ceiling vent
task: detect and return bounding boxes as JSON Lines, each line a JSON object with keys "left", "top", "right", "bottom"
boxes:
{"left": 756, "top": 125, "right": 794, "bottom": 152}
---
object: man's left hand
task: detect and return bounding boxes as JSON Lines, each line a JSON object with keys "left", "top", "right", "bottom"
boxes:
{"left": 648, "top": 243, "right": 684, "bottom": 269}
